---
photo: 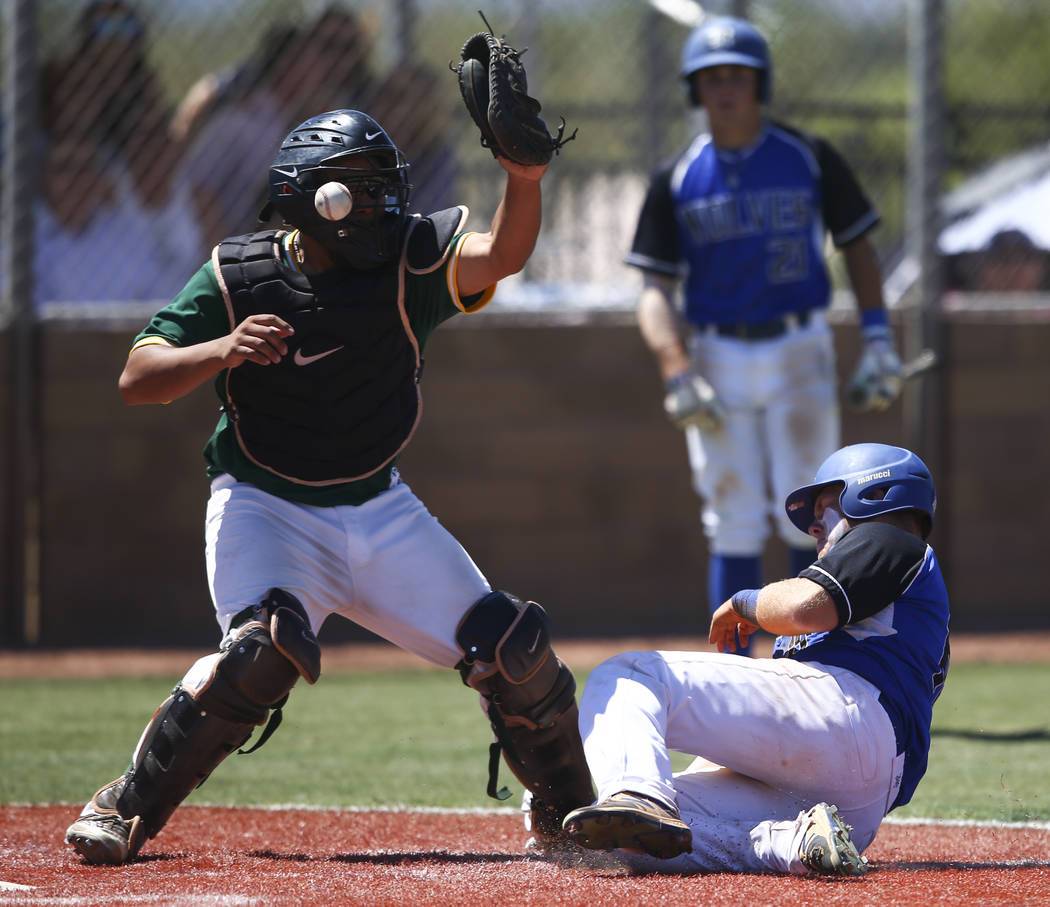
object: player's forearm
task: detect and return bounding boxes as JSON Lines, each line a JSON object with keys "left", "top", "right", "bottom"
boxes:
{"left": 637, "top": 279, "right": 691, "bottom": 380}
{"left": 456, "top": 167, "right": 543, "bottom": 295}
{"left": 750, "top": 578, "right": 839, "bottom": 634}
{"left": 487, "top": 169, "right": 543, "bottom": 274}
{"left": 842, "top": 238, "right": 886, "bottom": 314}
{"left": 118, "top": 341, "right": 229, "bottom": 405}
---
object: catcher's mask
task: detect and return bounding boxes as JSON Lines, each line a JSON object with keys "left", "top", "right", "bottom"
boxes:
{"left": 680, "top": 16, "right": 772, "bottom": 106}
{"left": 259, "top": 109, "right": 413, "bottom": 270}
{"left": 785, "top": 443, "right": 936, "bottom": 540}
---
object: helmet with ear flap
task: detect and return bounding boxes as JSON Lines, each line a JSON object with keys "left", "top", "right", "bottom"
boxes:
{"left": 259, "top": 109, "right": 413, "bottom": 269}
{"left": 785, "top": 443, "right": 936, "bottom": 539}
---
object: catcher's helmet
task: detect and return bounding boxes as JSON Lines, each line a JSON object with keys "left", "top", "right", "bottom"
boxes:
{"left": 259, "top": 109, "right": 413, "bottom": 269}
{"left": 680, "top": 16, "right": 772, "bottom": 105}
{"left": 785, "top": 443, "right": 936, "bottom": 538}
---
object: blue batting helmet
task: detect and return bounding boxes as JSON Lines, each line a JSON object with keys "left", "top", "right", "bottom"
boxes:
{"left": 785, "top": 443, "right": 936, "bottom": 538}
{"left": 680, "top": 16, "right": 772, "bottom": 104}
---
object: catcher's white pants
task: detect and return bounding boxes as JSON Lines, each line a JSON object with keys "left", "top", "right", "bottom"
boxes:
{"left": 204, "top": 474, "right": 490, "bottom": 668}
{"left": 578, "top": 649, "right": 902, "bottom": 874}
{"left": 685, "top": 313, "right": 840, "bottom": 555}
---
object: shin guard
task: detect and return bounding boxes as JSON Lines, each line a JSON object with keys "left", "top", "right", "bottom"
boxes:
{"left": 456, "top": 591, "right": 594, "bottom": 835}
{"left": 113, "top": 588, "right": 321, "bottom": 840}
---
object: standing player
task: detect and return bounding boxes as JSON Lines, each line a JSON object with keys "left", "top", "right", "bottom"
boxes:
{"left": 562, "top": 443, "right": 950, "bottom": 875}
{"left": 628, "top": 16, "right": 902, "bottom": 653}
{"left": 63, "top": 108, "right": 592, "bottom": 864}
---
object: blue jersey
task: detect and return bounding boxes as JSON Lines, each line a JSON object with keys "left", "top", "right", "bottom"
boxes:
{"left": 626, "top": 121, "right": 879, "bottom": 327}
{"left": 772, "top": 521, "right": 951, "bottom": 809}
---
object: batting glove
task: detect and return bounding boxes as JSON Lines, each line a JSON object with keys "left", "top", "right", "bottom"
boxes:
{"left": 663, "top": 371, "right": 725, "bottom": 431}
{"left": 846, "top": 313, "right": 903, "bottom": 412}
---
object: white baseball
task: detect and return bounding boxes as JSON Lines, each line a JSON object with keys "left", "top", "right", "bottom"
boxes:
{"left": 314, "top": 181, "right": 353, "bottom": 220}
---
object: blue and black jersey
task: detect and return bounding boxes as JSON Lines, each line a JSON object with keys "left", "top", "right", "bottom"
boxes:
{"left": 626, "top": 121, "right": 879, "bottom": 327}
{"left": 773, "top": 521, "right": 951, "bottom": 809}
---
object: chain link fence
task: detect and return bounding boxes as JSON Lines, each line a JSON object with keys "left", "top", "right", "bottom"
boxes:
{"left": 3, "top": 0, "right": 1050, "bottom": 645}
{"left": 2, "top": 0, "right": 1049, "bottom": 319}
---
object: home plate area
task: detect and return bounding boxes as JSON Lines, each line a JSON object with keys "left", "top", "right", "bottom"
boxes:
{"left": 2, "top": 805, "right": 1048, "bottom": 906}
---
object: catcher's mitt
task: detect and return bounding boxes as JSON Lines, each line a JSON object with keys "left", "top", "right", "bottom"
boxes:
{"left": 452, "top": 15, "right": 576, "bottom": 166}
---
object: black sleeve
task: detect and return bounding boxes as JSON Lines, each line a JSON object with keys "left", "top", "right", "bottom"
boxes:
{"left": 799, "top": 522, "right": 928, "bottom": 626}
{"left": 624, "top": 165, "right": 680, "bottom": 276}
{"left": 813, "top": 135, "right": 880, "bottom": 247}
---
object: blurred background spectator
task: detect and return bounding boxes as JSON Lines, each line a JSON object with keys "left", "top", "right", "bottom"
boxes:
{"left": 31, "top": 133, "right": 185, "bottom": 302}
{"left": 370, "top": 62, "right": 460, "bottom": 215}
{"left": 169, "top": 24, "right": 294, "bottom": 148}
{"left": 9, "top": 1, "right": 1050, "bottom": 309}
{"left": 973, "top": 229, "right": 1049, "bottom": 292}
{"left": 32, "top": 0, "right": 203, "bottom": 304}
{"left": 176, "top": 5, "right": 378, "bottom": 246}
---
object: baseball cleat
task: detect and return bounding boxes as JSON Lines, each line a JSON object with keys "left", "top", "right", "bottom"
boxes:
{"left": 65, "top": 813, "right": 140, "bottom": 865}
{"left": 65, "top": 779, "right": 145, "bottom": 865}
{"left": 799, "top": 803, "right": 869, "bottom": 876}
{"left": 561, "top": 791, "right": 692, "bottom": 859}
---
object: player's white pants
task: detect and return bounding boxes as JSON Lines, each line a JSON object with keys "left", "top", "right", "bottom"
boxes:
{"left": 204, "top": 474, "right": 490, "bottom": 668}
{"left": 685, "top": 314, "right": 839, "bottom": 555}
{"left": 578, "top": 649, "right": 902, "bottom": 874}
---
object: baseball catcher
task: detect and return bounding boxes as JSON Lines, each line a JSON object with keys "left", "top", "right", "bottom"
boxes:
{"left": 452, "top": 12, "right": 576, "bottom": 166}
{"left": 64, "top": 69, "right": 590, "bottom": 863}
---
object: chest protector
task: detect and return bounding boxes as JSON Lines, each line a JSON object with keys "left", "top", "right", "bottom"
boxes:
{"left": 213, "top": 207, "right": 467, "bottom": 485}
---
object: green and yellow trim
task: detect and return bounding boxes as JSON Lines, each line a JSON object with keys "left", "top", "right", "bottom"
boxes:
{"left": 448, "top": 232, "right": 496, "bottom": 314}
{"left": 129, "top": 334, "right": 175, "bottom": 354}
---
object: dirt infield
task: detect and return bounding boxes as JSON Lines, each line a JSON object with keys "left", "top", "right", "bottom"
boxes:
{"left": 2, "top": 806, "right": 1049, "bottom": 906}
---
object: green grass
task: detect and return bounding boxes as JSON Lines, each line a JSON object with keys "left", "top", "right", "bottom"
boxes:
{"left": 2, "top": 662, "right": 1047, "bottom": 822}
{"left": 895, "top": 661, "right": 1050, "bottom": 823}
{"left": 0, "top": 671, "right": 498, "bottom": 809}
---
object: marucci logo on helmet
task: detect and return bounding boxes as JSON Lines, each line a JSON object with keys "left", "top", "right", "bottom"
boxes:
{"left": 857, "top": 470, "right": 892, "bottom": 485}
{"left": 784, "top": 443, "right": 936, "bottom": 539}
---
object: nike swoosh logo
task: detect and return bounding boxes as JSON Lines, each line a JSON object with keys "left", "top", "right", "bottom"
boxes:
{"left": 527, "top": 630, "right": 543, "bottom": 654}
{"left": 294, "top": 345, "right": 345, "bottom": 366}
{"left": 365, "top": 130, "right": 383, "bottom": 141}
{"left": 273, "top": 165, "right": 298, "bottom": 178}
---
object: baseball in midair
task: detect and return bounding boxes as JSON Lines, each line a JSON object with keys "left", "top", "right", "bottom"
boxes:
{"left": 314, "top": 181, "right": 353, "bottom": 220}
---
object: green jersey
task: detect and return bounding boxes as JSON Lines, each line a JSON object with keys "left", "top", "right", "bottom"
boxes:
{"left": 131, "top": 234, "right": 491, "bottom": 506}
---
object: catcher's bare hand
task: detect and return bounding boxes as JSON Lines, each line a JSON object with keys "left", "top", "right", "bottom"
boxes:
{"left": 709, "top": 600, "right": 757, "bottom": 654}
{"left": 224, "top": 314, "right": 294, "bottom": 368}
